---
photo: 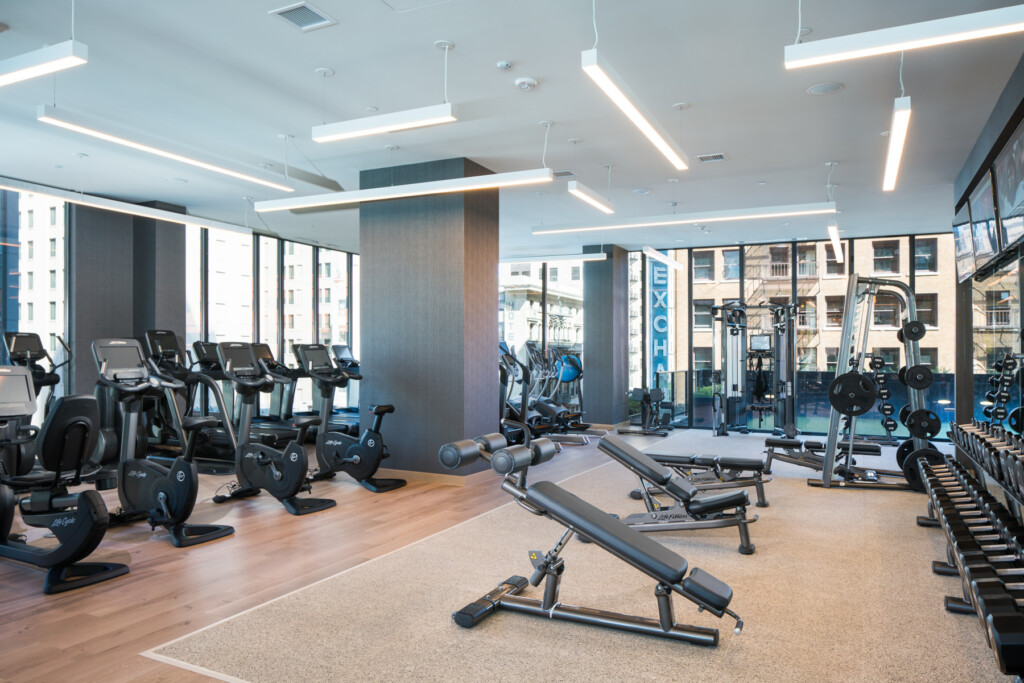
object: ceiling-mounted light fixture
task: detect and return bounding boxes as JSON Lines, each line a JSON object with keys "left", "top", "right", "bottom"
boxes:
{"left": 313, "top": 40, "right": 458, "bottom": 142}
{"left": 499, "top": 252, "right": 607, "bottom": 264}
{"left": 581, "top": 49, "right": 689, "bottom": 170}
{"left": 568, "top": 180, "right": 614, "bottom": 214}
{"left": 37, "top": 105, "right": 294, "bottom": 192}
{"left": 256, "top": 167, "right": 553, "bottom": 212}
{"left": 882, "top": 96, "right": 912, "bottom": 191}
{"left": 643, "top": 246, "right": 684, "bottom": 271}
{"left": 784, "top": 5, "right": 1024, "bottom": 69}
{"left": 533, "top": 202, "right": 836, "bottom": 235}
{"left": 0, "top": 40, "right": 88, "bottom": 88}
{"left": 827, "top": 223, "right": 844, "bottom": 263}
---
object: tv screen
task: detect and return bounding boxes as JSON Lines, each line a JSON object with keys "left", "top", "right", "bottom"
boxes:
{"left": 970, "top": 171, "right": 999, "bottom": 268}
{"left": 995, "top": 117, "right": 1024, "bottom": 251}
{"left": 953, "top": 202, "right": 975, "bottom": 283}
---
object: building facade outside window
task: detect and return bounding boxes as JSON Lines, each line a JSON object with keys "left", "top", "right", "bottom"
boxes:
{"left": 722, "top": 249, "right": 739, "bottom": 280}
{"left": 915, "top": 238, "right": 938, "bottom": 272}
{"left": 873, "top": 240, "right": 899, "bottom": 273}
{"left": 692, "top": 251, "right": 714, "bottom": 281}
{"left": 825, "top": 244, "right": 845, "bottom": 275}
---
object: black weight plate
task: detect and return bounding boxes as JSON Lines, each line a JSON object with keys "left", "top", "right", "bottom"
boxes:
{"left": 902, "top": 448, "right": 945, "bottom": 493}
{"left": 895, "top": 439, "right": 937, "bottom": 470}
{"left": 997, "top": 390, "right": 1012, "bottom": 403}
{"left": 1009, "top": 407, "right": 1024, "bottom": 434}
{"left": 877, "top": 387, "right": 892, "bottom": 400}
{"left": 990, "top": 375, "right": 1002, "bottom": 388}
{"left": 898, "top": 366, "right": 907, "bottom": 386}
{"left": 994, "top": 361, "right": 1004, "bottom": 373}
{"left": 905, "top": 408, "right": 941, "bottom": 439}
{"left": 899, "top": 404, "right": 912, "bottom": 426}
{"left": 984, "top": 406, "right": 994, "bottom": 418}
{"left": 870, "top": 356, "right": 885, "bottom": 371}
{"left": 1001, "top": 374, "right": 1016, "bottom": 388}
{"left": 994, "top": 406, "right": 1009, "bottom": 421}
{"left": 901, "top": 320, "right": 926, "bottom": 341}
{"left": 783, "top": 422, "right": 798, "bottom": 439}
{"left": 904, "top": 365, "right": 933, "bottom": 390}
{"left": 828, "top": 371, "right": 878, "bottom": 417}
{"left": 1005, "top": 357, "right": 1019, "bottom": 372}
{"left": 896, "top": 328, "right": 905, "bottom": 344}
{"left": 986, "top": 390, "right": 998, "bottom": 402}
{"left": 882, "top": 417, "right": 898, "bottom": 432}
{"left": 879, "top": 402, "right": 895, "bottom": 416}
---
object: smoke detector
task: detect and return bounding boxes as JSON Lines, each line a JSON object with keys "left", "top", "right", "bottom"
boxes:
{"left": 269, "top": 3, "right": 337, "bottom": 32}
{"left": 497, "top": 61, "right": 512, "bottom": 71}
{"left": 515, "top": 77, "right": 538, "bottom": 91}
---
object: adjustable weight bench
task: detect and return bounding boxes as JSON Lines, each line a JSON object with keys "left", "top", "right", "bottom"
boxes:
{"left": 763, "top": 436, "right": 881, "bottom": 474}
{"left": 640, "top": 448, "right": 771, "bottom": 507}
{"left": 599, "top": 434, "right": 757, "bottom": 555}
{"left": 438, "top": 433, "right": 742, "bottom": 646}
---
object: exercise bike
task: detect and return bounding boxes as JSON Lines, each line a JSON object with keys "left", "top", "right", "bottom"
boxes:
{"left": 93, "top": 339, "right": 234, "bottom": 547}
{"left": 0, "top": 366, "right": 129, "bottom": 593}
{"left": 212, "top": 342, "right": 336, "bottom": 516}
{"left": 293, "top": 344, "right": 405, "bottom": 493}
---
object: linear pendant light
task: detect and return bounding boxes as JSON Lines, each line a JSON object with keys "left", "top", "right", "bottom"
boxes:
{"left": 827, "top": 223, "right": 844, "bottom": 263}
{"left": 567, "top": 180, "right": 614, "bottom": 214}
{"left": 533, "top": 202, "right": 837, "bottom": 235}
{"left": 313, "top": 103, "right": 457, "bottom": 143}
{"left": 499, "top": 252, "right": 607, "bottom": 264}
{"left": 784, "top": 5, "right": 1024, "bottom": 69}
{"left": 36, "top": 105, "right": 294, "bottom": 193}
{"left": 581, "top": 49, "right": 689, "bottom": 171}
{"left": 882, "top": 97, "right": 912, "bottom": 192}
{"left": 255, "top": 167, "right": 553, "bottom": 213}
{"left": 643, "top": 247, "right": 684, "bottom": 271}
{"left": 0, "top": 40, "right": 88, "bottom": 88}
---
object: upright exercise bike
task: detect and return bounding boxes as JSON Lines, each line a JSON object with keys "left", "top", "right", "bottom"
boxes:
{"left": 92, "top": 338, "right": 234, "bottom": 547}
{"left": 293, "top": 344, "right": 405, "bottom": 493}
{"left": 213, "top": 342, "right": 336, "bottom": 516}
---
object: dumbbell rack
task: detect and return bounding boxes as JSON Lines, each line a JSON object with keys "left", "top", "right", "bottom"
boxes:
{"left": 917, "top": 427, "right": 1024, "bottom": 676}
{"left": 816, "top": 274, "right": 933, "bottom": 490}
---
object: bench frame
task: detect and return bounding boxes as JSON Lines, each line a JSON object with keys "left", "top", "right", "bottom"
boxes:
{"left": 764, "top": 440, "right": 913, "bottom": 491}
{"left": 648, "top": 457, "right": 771, "bottom": 507}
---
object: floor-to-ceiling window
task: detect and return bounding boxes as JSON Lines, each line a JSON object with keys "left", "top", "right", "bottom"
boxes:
{"left": 257, "top": 236, "right": 281, "bottom": 359}
{"left": 690, "top": 247, "right": 739, "bottom": 429}
{"left": 283, "top": 241, "right": 315, "bottom": 411}
{"left": 973, "top": 258, "right": 1020, "bottom": 427}
{"left": 207, "top": 230, "right": 253, "bottom": 344}
{"left": 499, "top": 261, "right": 545, "bottom": 360}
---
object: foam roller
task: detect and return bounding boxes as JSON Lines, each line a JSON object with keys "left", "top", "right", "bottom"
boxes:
{"left": 438, "top": 440, "right": 481, "bottom": 470}
{"left": 491, "top": 445, "right": 533, "bottom": 476}
{"left": 530, "top": 438, "right": 557, "bottom": 466}
{"left": 474, "top": 433, "right": 508, "bottom": 454}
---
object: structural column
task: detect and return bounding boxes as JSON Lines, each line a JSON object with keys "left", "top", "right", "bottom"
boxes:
{"left": 359, "top": 158, "right": 498, "bottom": 477}
{"left": 582, "top": 244, "right": 629, "bottom": 426}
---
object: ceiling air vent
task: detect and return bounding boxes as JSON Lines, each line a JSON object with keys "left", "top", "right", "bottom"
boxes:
{"left": 269, "top": 3, "right": 337, "bottom": 32}
{"left": 553, "top": 169, "right": 577, "bottom": 179}
{"left": 697, "top": 153, "right": 727, "bottom": 163}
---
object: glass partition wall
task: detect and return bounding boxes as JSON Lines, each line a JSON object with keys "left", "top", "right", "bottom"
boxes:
{"left": 628, "top": 233, "right": 958, "bottom": 437}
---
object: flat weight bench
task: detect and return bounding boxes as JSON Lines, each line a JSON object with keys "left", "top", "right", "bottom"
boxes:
{"left": 599, "top": 434, "right": 757, "bottom": 554}
{"left": 440, "top": 434, "right": 742, "bottom": 646}
{"left": 763, "top": 437, "right": 881, "bottom": 474}
{"left": 643, "top": 450, "right": 771, "bottom": 507}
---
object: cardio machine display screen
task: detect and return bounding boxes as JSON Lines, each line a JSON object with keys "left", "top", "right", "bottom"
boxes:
{"left": 333, "top": 345, "right": 354, "bottom": 362}
{"left": 147, "top": 331, "right": 180, "bottom": 358}
{"left": 299, "top": 346, "right": 333, "bottom": 370}
{"left": 97, "top": 344, "right": 146, "bottom": 377}
{"left": 252, "top": 344, "right": 274, "bottom": 362}
{"left": 219, "top": 345, "right": 256, "bottom": 373}
{"left": 4, "top": 332, "right": 45, "bottom": 360}
{"left": 750, "top": 334, "right": 771, "bottom": 351}
{"left": 0, "top": 373, "right": 33, "bottom": 404}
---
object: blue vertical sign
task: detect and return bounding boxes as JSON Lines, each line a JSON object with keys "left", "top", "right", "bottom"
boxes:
{"left": 648, "top": 255, "right": 670, "bottom": 384}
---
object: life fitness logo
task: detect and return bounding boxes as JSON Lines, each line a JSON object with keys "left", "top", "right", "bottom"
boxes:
{"left": 367, "top": 439, "right": 376, "bottom": 448}
{"left": 109, "top": 340, "right": 127, "bottom": 345}
{"left": 290, "top": 452, "right": 299, "bottom": 462}
{"left": 176, "top": 470, "right": 186, "bottom": 482}
{"left": 51, "top": 515, "right": 75, "bottom": 528}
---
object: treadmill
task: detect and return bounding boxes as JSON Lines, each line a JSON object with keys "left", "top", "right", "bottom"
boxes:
{"left": 330, "top": 345, "right": 361, "bottom": 419}
{"left": 248, "top": 343, "right": 300, "bottom": 442}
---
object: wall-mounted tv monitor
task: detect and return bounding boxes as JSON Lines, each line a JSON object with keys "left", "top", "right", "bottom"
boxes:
{"left": 952, "top": 202, "right": 975, "bottom": 283}
{"left": 995, "top": 116, "right": 1024, "bottom": 251}
{"left": 970, "top": 170, "right": 1000, "bottom": 269}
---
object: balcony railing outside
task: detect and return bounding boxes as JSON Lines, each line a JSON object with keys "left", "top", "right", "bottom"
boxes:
{"left": 986, "top": 308, "right": 1015, "bottom": 328}
{"left": 768, "top": 262, "right": 789, "bottom": 279}
{"left": 797, "top": 260, "right": 817, "bottom": 278}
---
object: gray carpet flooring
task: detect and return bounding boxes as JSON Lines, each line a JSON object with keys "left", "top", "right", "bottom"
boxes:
{"left": 147, "top": 433, "right": 1006, "bottom": 682}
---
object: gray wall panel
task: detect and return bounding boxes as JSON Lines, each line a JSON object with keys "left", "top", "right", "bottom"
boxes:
{"left": 582, "top": 245, "right": 628, "bottom": 425}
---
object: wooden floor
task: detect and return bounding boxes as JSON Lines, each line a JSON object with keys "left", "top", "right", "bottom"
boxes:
{"left": 0, "top": 445, "right": 605, "bottom": 682}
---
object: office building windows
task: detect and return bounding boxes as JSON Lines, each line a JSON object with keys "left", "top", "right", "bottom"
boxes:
{"left": 26, "top": 302, "right": 33, "bottom": 321}
{"left": 915, "top": 238, "right": 938, "bottom": 273}
{"left": 257, "top": 236, "right": 281, "bottom": 362}
{"left": 549, "top": 267, "right": 558, "bottom": 282}
{"left": 797, "top": 297, "right": 816, "bottom": 329}
{"left": 825, "top": 296, "right": 844, "bottom": 327}
{"left": 722, "top": 249, "right": 739, "bottom": 280}
{"left": 49, "top": 301, "right": 56, "bottom": 320}
{"left": 26, "top": 241, "right": 32, "bottom": 258}
{"left": 207, "top": 230, "right": 253, "bottom": 344}
{"left": 826, "top": 347, "right": 839, "bottom": 372}
{"left": 919, "top": 347, "right": 938, "bottom": 367}
{"left": 796, "top": 246, "right": 816, "bottom": 278}
{"left": 49, "top": 207, "right": 56, "bottom": 225}
{"left": 26, "top": 210, "right": 33, "bottom": 228}
{"left": 986, "top": 291, "right": 1012, "bottom": 327}
{"left": 693, "top": 299, "right": 714, "bottom": 328}
{"left": 873, "top": 295, "right": 899, "bottom": 327}
{"left": 26, "top": 272, "right": 33, "bottom": 290}
{"left": 693, "top": 347, "right": 713, "bottom": 371}
{"left": 571, "top": 266, "right": 581, "bottom": 281}
{"left": 768, "top": 246, "right": 790, "bottom": 279}
{"left": 49, "top": 238, "right": 56, "bottom": 258}
{"left": 916, "top": 293, "right": 937, "bottom": 327}
{"left": 825, "top": 244, "right": 846, "bottom": 275}
{"left": 873, "top": 347, "right": 900, "bottom": 367}
{"left": 49, "top": 270, "right": 56, "bottom": 289}
{"left": 798, "top": 347, "right": 816, "bottom": 370}
{"left": 692, "top": 251, "right": 714, "bottom": 281}
{"left": 873, "top": 240, "right": 899, "bottom": 274}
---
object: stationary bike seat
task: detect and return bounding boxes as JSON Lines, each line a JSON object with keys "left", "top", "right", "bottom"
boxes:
{"left": 293, "top": 416, "right": 322, "bottom": 429}
{"left": 370, "top": 404, "right": 395, "bottom": 415}
{"left": 182, "top": 416, "right": 218, "bottom": 431}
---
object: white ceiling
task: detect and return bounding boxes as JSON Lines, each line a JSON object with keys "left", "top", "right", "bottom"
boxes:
{"left": 0, "top": 0, "right": 1022, "bottom": 256}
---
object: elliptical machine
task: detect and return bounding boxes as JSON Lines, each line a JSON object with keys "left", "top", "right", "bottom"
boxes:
{"left": 93, "top": 338, "right": 234, "bottom": 547}
{"left": 213, "top": 342, "right": 336, "bottom": 516}
{"left": 3, "top": 331, "right": 72, "bottom": 420}
{"left": 293, "top": 344, "right": 405, "bottom": 493}
{"left": 0, "top": 366, "right": 129, "bottom": 593}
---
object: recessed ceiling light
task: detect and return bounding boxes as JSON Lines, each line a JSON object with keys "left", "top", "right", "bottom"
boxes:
{"left": 633, "top": 188, "right": 650, "bottom": 196}
{"left": 672, "top": 102, "right": 690, "bottom": 111}
{"left": 807, "top": 82, "right": 845, "bottom": 96}
{"left": 756, "top": 181, "right": 767, "bottom": 186}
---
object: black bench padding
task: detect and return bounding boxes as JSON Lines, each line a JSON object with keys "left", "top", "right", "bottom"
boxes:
{"left": 526, "top": 481, "right": 689, "bottom": 586}
{"left": 804, "top": 440, "right": 882, "bottom": 456}
{"left": 765, "top": 437, "right": 802, "bottom": 449}
{"left": 600, "top": 434, "right": 673, "bottom": 485}
{"left": 647, "top": 452, "right": 766, "bottom": 473}
{"left": 686, "top": 489, "right": 749, "bottom": 515}
{"left": 681, "top": 567, "right": 732, "bottom": 611}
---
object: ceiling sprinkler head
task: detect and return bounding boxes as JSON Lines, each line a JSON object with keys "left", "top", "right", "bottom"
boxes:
{"left": 496, "top": 60, "right": 512, "bottom": 71}
{"left": 516, "top": 77, "right": 539, "bottom": 91}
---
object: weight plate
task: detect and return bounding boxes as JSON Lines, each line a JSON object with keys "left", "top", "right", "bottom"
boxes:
{"left": 899, "top": 404, "right": 912, "bottom": 426}
{"left": 904, "top": 365, "right": 933, "bottom": 390}
{"left": 828, "top": 371, "right": 879, "bottom": 417}
{"left": 905, "top": 408, "right": 941, "bottom": 439}
{"left": 896, "top": 439, "right": 937, "bottom": 470}
{"left": 877, "top": 387, "right": 892, "bottom": 401}
{"left": 984, "top": 406, "right": 994, "bottom": 418}
{"left": 1001, "top": 374, "right": 1016, "bottom": 388}
{"left": 783, "top": 422, "right": 798, "bottom": 439}
{"left": 901, "top": 320, "right": 927, "bottom": 341}
{"left": 896, "top": 329, "right": 905, "bottom": 344}
{"left": 990, "top": 375, "right": 1002, "bottom": 388}
{"left": 898, "top": 366, "right": 907, "bottom": 386}
{"left": 879, "top": 402, "right": 895, "bottom": 416}
{"left": 1005, "top": 357, "right": 1019, "bottom": 372}
{"left": 882, "top": 417, "right": 898, "bottom": 432}
{"left": 994, "top": 406, "right": 1009, "bottom": 421}
{"left": 994, "top": 361, "right": 1005, "bottom": 373}
{"left": 870, "top": 356, "right": 885, "bottom": 371}
{"left": 997, "top": 390, "right": 1012, "bottom": 403}
{"left": 902, "top": 447, "right": 945, "bottom": 493}
{"left": 1009, "top": 407, "right": 1024, "bottom": 434}
{"left": 986, "top": 390, "right": 999, "bottom": 402}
